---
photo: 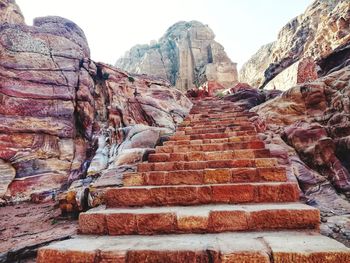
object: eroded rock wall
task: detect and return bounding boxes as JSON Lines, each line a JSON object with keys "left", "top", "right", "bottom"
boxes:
{"left": 0, "top": 11, "right": 192, "bottom": 202}
{"left": 240, "top": 0, "right": 350, "bottom": 89}
{"left": 252, "top": 66, "right": 350, "bottom": 193}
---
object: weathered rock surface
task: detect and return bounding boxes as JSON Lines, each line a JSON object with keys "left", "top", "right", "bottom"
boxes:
{"left": 253, "top": 67, "right": 350, "bottom": 194}
{"left": 240, "top": 0, "right": 350, "bottom": 89}
{"left": 0, "top": 0, "right": 24, "bottom": 24}
{"left": 0, "top": 10, "right": 191, "bottom": 203}
{"left": 224, "top": 83, "right": 282, "bottom": 109}
{"left": 0, "top": 201, "right": 77, "bottom": 263}
{"left": 0, "top": 16, "right": 91, "bottom": 200}
{"left": 116, "top": 21, "right": 238, "bottom": 91}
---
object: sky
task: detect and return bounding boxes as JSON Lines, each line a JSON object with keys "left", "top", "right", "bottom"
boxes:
{"left": 17, "top": 0, "right": 312, "bottom": 70}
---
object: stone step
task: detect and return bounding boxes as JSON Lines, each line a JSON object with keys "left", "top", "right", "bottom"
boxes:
{"left": 155, "top": 140, "right": 265, "bottom": 153}
{"left": 190, "top": 110, "right": 242, "bottom": 115}
{"left": 78, "top": 203, "right": 320, "bottom": 235}
{"left": 180, "top": 126, "right": 256, "bottom": 135}
{"left": 178, "top": 122, "right": 252, "bottom": 130}
{"left": 148, "top": 149, "right": 272, "bottom": 162}
{"left": 171, "top": 130, "right": 257, "bottom": 141}
{"left": 105, "top": 182, "right": 300, "bottom": 207}
{"left": 187, "top": 111, "right": 257, "bottom": 117}
{"left": 179, "top": 117, "right": 252, "bottom": 126}
{"left": 138, "top": 158, "right": 279, "bottom": 172}
{"left": 124, "top": 167, "right": 286, "bottom": 186}
{"left": 185, "top": 117, "right": 256, "bottom": 124}
{"left": 164, "top": 135, "right": 258, "bottom": 146}
{"left": 185, "top": 113, "right": 257, "bottom": 121}
{"left": 37, "top": 231, "right": 350, "bottom": 263}
{"left": 189, "top": 108, "right": 243, "bottom": 114}
{"left": 189, "top": 107, "right": 244, "bottom": 111}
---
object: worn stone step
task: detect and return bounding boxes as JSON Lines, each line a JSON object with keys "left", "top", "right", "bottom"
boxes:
{"left": 79, "top": 203, "right": 319, "bottom": 235}
{"left": 138, "top": 158, "right": 279, "bottom": 171}
{"left": 180, "top": 126, "right": 255, "bottom": 135}
{"left": 186, "top": 112, "right": 254, "bottom": 118}
{"left": 178, "top": 121, "right": 253, "bottom": 130}
{"left": 187, "top": 111, "right": 257, "bottom": 118}
{"left": 37, "top": 231, "right": 350, "bottom": 263}
{"left": 189, "top": 108, "right": 242, "bottom": 114}
{"left": 178, "top": 122, "right": 252, "bottom": 130}
{"left": 164, "top": 135, "right": 259, "bottom": 146}
{"left": 124, "top": 166, "right": 286, "bottom": 186}
{"left": 171, "top": 130, "right": 257, "bottom": 141}
{"left": 186, "top": 113, "right": 257, "bottom": 121}
{"left": 189, "top": 107, "right": 244, "bottom": 112}
{"left": 185, "top": 117, "right": 256, "bottom": 125}
{"left": 105, "top": 182, "right": 300, "bottom": 207}
{"left": 179, "top": 117, "right": 252, "bottom": 127}
{"left": 156, "top": 140, "right": 265, "bottom": 153}
{"left": 148, "top": 149, "right": 272, "bottom": 162}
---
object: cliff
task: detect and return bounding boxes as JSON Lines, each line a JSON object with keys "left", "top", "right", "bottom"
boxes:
{"left": 240, "top": 0, "right": 350, "bottom": 90}
{"left": 116, "top": 21, "right": 238, "bottom": 91}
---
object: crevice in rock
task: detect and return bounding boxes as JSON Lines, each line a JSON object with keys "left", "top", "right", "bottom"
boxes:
{"left": 257, "top": 237, "right": 274, "bottom": 263}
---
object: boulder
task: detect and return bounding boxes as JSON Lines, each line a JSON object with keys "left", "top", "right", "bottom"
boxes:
{"left": 224, "top": 83, "right": 282, "bottom": 109}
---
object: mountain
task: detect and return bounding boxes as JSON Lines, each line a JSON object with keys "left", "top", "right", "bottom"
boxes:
{"left": 116, "top": 21, "right": 238, "bottom": 91}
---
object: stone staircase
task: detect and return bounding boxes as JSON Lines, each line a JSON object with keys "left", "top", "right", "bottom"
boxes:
{"left": 38, "top": 99, "right": 350, "bottom": 262}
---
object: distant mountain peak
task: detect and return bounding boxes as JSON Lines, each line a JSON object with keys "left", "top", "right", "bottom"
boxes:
{"left": 116, "top": 20, "right": 237, "bottom": 91}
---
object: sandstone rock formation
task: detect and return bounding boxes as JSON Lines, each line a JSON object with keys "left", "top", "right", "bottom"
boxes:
{"left": 116, "top": 21, "right": 238, "bottom": 92}
{"left": 0, "top": 16, "right": 91, "bottom": 200}
{"left": 0, "top": 9, "right": 191, "bottom": 203}
{"left": 223, "top": 0, "right": 350, "bottom": 233}
{"left": 0, "top": 0, "right": 24, "bottom": 24}
{"left": 233, "top": 0, "right": 350, "bottom": 238}
{"left": 240, "top": 0, "right": 350, "bottom": 90}
{"left": 253, "top": 66, "right": 350, "bottom": 194}
{"left": 224, "top": 83, "right": 282, "bottom": 109}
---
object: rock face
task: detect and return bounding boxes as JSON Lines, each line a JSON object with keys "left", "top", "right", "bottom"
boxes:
{"left": 253, "top": 67, "right": 350, "bottom": 193}
{"left": 0, "top": 7, "right": 192, "bottom": 202}
{"left": 234, "top": 0, "right": 350, "bottom": 242}
{"left": 0, "top": 16, "right": 91, "bottom": 200}
{"left": 0, "top": 0, "right": 24, "bottom": 24}
{"left": 116, "top": 21, "right": 238, "bottom": 92}
{"left": 240, "top": 0, "right": 350, "bottom": 89}
{"left": 251, "top": 65, "right": 350, "bottom": 245}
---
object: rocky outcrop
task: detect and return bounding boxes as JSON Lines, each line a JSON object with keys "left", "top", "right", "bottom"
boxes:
{"left": 252, "top": 66, "right": 350, "bottom": 193}
{"left": 0, "top": 16, "right": 91, "bottom": 200}
{"left": 0, "top": 0, "right": 24, "bottom": 24}
{"left": 0, "top": 12, "right": 191, "bottom": 202}
{"left": 224, "top": 83, "right": 282, "bottom": 109}
{"left": 248, "top": 65, "right": 350, "bottom": 244}
{"left": 116, "top": 21, "right": 238, "bottom": 92}
{"left": 240, "top": 0, "right": 350, "bottom": 89}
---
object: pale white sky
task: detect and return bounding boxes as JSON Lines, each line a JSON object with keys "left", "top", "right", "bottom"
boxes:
{"left": 17, "top": 0, "right": 312, "bottom": 69}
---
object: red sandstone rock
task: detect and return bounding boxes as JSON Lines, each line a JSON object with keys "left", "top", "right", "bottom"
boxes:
{"left": 253, "top": 67, "right": 350, "bottom": 194}
{"left": 0, "top": 20, "right": 191, "bottom": 202}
